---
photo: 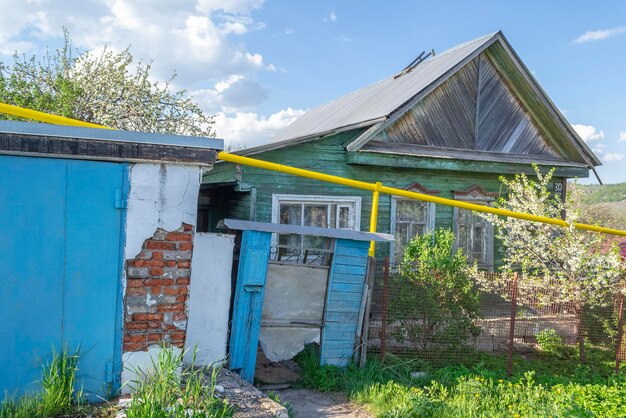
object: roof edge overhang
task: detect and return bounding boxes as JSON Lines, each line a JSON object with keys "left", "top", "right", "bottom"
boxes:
{"left": 0, "top": 120, "right": 221, "bottom": 166}
{"left": 347, "top": 148, "right": 591, "bottom": 178}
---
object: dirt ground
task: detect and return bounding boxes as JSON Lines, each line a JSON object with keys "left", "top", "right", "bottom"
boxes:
{"left": 276, "top": 388, "right": 372, "bottom": 418}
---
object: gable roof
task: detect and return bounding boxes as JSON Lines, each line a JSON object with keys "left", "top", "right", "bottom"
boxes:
{"left": 238, "top": 32, "right": 599, "bottom": 168}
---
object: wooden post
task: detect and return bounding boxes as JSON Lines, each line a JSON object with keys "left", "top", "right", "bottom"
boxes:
{"left": 380, "top": 257, "right": 390, "bottom": 362}
{"left": 615, "top": 292, "right": 625, "bottom": 375}
{"left": 506, "top": 272, "right": 519, "bottom": 377}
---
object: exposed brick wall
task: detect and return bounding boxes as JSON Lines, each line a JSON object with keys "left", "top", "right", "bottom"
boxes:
{"left": 123, "top": 224, "right": 194, "bottom": 352}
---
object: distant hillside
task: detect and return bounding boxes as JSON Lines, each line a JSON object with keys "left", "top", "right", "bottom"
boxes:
{"left": 580, "top": 182, "right": 626, "bottom": 205}
{"left": 578, "top": 182, "right": 626, "bottom": 230}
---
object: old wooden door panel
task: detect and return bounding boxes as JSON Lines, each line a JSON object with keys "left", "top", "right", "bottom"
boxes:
{"left": 228, "top": 230, "right": 271, "bottom": 382}
{"left": 320, "top": 239, "right": 369, "bottom": 366}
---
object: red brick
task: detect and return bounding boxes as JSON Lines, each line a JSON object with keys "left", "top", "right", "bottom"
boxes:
{"left": 132, "top": 259, "right": 146, "bottom": 267}
{"left": 127, "top": 287, "right": 147, "bottom": 296}
{"left": 183, "top": 224, "right": 193, "bottom": 232}
{"left": 147, "top": 333, "right": 162, "bottom": 342}
{"left": 179, "top": 287, "right": 188, "bottom": 295}
{"left": 171, "top": 331, "right": 186, "bottom": 340}
{"left": 164, "top": 287, "right": 180, "bottom": 295}
{"left": 145, "top": 260, "right": 165, "bottom": 267}
{"left": 157, "top": 304, "right": 184, "bottom": 312}
{"left": 124, "top": 343, "right": 146, "bottom": 352}
{"left": 176, "top": 278, "right": 190, "bottom": 286}
{"left": 146, "top": 241, "right": 176, "bottom": 250}
{"left": 146, "top": 279, "right": 173, "bottom": 286}
{"left": 152, "top": 251, "right": 163, "bottom": 260}
{"left": 133, "top": 313, "right": 163, "bottom": 321}
{"left": 177, "top": 260, "right": 191, "bottom": 268}
{"left": 124, "top": 335, "right": 131, "bottom": 342}
{"left": 176, "top": 295, "right": 188, "bottom": 303}
{"left": 165, "top": 260, "right": 177, "bottom": 267}
{"left": 179, "top": 242, "right": 193, "bottom": 251}
{"left": 126, "top": 322, "right": 148, "bottom": 330}
{"left": 166, "top": 232, "right": 192, "bottom": 241}
{"left": 173, "top": 313, "right": 188, "bottom": 321}
{"left": 150, "top": 267, "right": 164, "bottom": 276}
{"left": 151, "top": 286, "right": 161, "bottom": 294}
{"left": 130, "top": 334, "right": 145, "bottom": 343}
{"left": 172, "top": 341, "right": 185, "bottom": 348}
{"left": 127, "top": 279, "right": 145, "bottom": 288}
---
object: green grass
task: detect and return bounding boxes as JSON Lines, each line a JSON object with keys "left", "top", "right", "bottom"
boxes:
{"left": 125, "top": 346, "right": 233, "bottom": 418}
{"left": 580, "top": 182, "right": 626, "bottom": 205}
{"left": 295, "top": 345, "right": 626, "bottom": 417}
{"left": 0, "top": 347, "right": 84, "bottom": 418}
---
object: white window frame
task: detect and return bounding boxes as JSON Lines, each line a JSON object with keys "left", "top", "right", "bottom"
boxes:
{"left": 452, "top": 189, "right": 495, "bottom": 270}
{"left": 271, "top": 193, "right": 362, "bottom": 246}
{"left": 389, "top": 197, "right": 436, "bottom": 265}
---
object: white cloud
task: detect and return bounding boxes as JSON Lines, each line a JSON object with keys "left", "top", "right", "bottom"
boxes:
{"left": 214, "top": 108, "right": 306, "bottom": 148}
{"left": 574, "top": 26, "right": 626, "bottom": 43}
{"left": 572, "top": 124, "right": 605, "bottom": 142}
{"left": 324, "top": 10, "right": 337, "bottom": 23}
{"left": 0, "top": 0, "right": 270, "bottom": 87}
{"left": 620, "top": 130, "right": 626, "bottom": 142}
{"left": 603, "top": 153, "right": 625, "bottom": 162}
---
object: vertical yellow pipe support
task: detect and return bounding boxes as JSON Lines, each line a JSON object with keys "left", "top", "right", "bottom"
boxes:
{"left": 368, "top": 182, "right": 382, "bottom": 257}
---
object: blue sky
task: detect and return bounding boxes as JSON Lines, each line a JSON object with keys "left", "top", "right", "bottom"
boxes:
{"left": 1, "top": 0, "right": 625, "bottom": 183}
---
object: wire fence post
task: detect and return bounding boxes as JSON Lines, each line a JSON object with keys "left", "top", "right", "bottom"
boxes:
{"left": 615, "top": 291, "right": 625, "bottom": 375}
{"left": 507, "top": 272, "right": 519, "bottom": 377}
{"left": 380, "top": 256, "right": 390, "bottom": 362}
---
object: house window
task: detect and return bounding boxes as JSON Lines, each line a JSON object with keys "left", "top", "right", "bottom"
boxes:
{"left": 390, "top": 198, "right": 435, "bottom": 264}
{"left": 453, "top": 186, "right": 496, "bottom": 269}
{"left": 271, "top": 194, "right": 361, "bottom": 261}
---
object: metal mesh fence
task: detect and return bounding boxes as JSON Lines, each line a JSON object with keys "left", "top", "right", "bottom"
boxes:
{"left": 367, "top": 258, "right": 626, "bottom": 374}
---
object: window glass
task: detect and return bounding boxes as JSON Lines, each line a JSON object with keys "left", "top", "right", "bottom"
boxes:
{"left": 393, "top": 200, "right": 430, "bottom": 264}
{"left": 456, "top": 208, "right": 491, "bottom": 267}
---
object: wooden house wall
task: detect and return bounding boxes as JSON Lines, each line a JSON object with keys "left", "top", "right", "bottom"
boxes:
{"left": 202, "top": 131, "right": 566, "bottom": 266}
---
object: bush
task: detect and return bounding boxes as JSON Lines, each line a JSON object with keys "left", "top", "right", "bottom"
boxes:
{"left": 388, "top": 229, "right": 481, "bottom": 350}
{"left": 535, "top": 328, "right": 564, "bottom": 356}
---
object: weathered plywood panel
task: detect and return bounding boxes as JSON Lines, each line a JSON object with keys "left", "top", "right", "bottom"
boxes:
{"left": 320, "top": 239, "right": 369, "bottom": 366}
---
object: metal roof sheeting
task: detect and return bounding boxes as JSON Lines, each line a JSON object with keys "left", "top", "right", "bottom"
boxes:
{"left": 270, "top": 33, "right": 499, "bottom": 144}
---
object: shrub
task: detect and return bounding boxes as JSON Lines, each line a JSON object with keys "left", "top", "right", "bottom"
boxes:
{"left": 535, "top": 328, "right": 564, "bottom": 356}
{"left": 388, "top": 229, "right": 481, "bottom": 350}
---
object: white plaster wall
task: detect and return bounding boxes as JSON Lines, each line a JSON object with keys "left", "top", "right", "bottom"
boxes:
{"left": 121, "top": 347, "right": 182, "bottom": 394}
{"left": 184, "top": 233, "right": 234, "bottom": 366}
{"left": 121, "top": 163, "right": 202, "bottom": 394}
{"left": 123, "top": 163, "right": 202, "bottom": 262}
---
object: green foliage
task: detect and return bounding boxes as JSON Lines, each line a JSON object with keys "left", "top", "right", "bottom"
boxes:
{"left": 0, "top": 30, "right": 214, "bottom": 136}
{"left": 296, "top": 349, "right": 626, "bottom": 418}
{"left": 580, "top": 182, "right": 626, "bottom": 205}
{"left": 0, "top": 347, "right": 83, "bottom": 418}
{"left": 125, "top": 346, "right": 232, "bottom": 418}
{"left": 389, "top": 229, "right": 481, "bottom": 349}
{"left": 535, "top": 329, "right": 564, "bottom": 356}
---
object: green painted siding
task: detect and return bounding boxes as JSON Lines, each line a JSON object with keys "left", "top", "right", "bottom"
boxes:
{"left": 203, "top": 130, "right": 569, "bottom": 266}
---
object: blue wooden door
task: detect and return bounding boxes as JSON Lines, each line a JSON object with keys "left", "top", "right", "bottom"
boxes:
{"left": 320, "top": 239, "right": 369, "bottom": 366}
{"left": 0, "top": 156, "right": 127, "bottom": 400}
{"left": 229, "top": 230, "right": 271, "bottom": 383}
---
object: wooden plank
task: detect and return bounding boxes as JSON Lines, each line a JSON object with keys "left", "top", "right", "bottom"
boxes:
{"left": 333, "top": 254, "right": 369, "bottom": 267}
{"left": 333, "top": 263, "right": 367, "bottom": 275}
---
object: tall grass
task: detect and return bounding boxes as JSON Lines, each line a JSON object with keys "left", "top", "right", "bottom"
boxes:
{"left": 295, "top": 346, "right": 626, "bottom": 417}
{"left": 0, "top": 347, "right": 83, "bottom": 418}
{"left": 125, "top": 346, "right": 233, "bottom": 418}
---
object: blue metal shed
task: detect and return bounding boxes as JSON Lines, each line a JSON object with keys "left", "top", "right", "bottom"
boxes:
{"left": 0, "top": 121, "right": 221, "bottom": 400}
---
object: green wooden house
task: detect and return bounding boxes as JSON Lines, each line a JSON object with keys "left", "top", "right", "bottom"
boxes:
{"left": 201, "top": 32, "right": 600, "bottom": 269}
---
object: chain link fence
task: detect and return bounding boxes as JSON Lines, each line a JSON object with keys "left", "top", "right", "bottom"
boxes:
{"left": 367, "top": 258, "right": 626, "bottom": 374}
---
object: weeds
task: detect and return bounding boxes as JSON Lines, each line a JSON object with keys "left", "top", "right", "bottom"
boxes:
{"left": 125, "top": 346, "right": 233, "bottom": 418}
{"left": 295, "top": 346, "right": 626, "bottom": 417}
{"left": 0, "top": 347, "right": 83, "bottom": 418}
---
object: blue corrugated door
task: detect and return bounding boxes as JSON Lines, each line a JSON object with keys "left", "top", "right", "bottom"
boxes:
{"left": 0, "top": 155, "right": 126, "bottom": 400}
